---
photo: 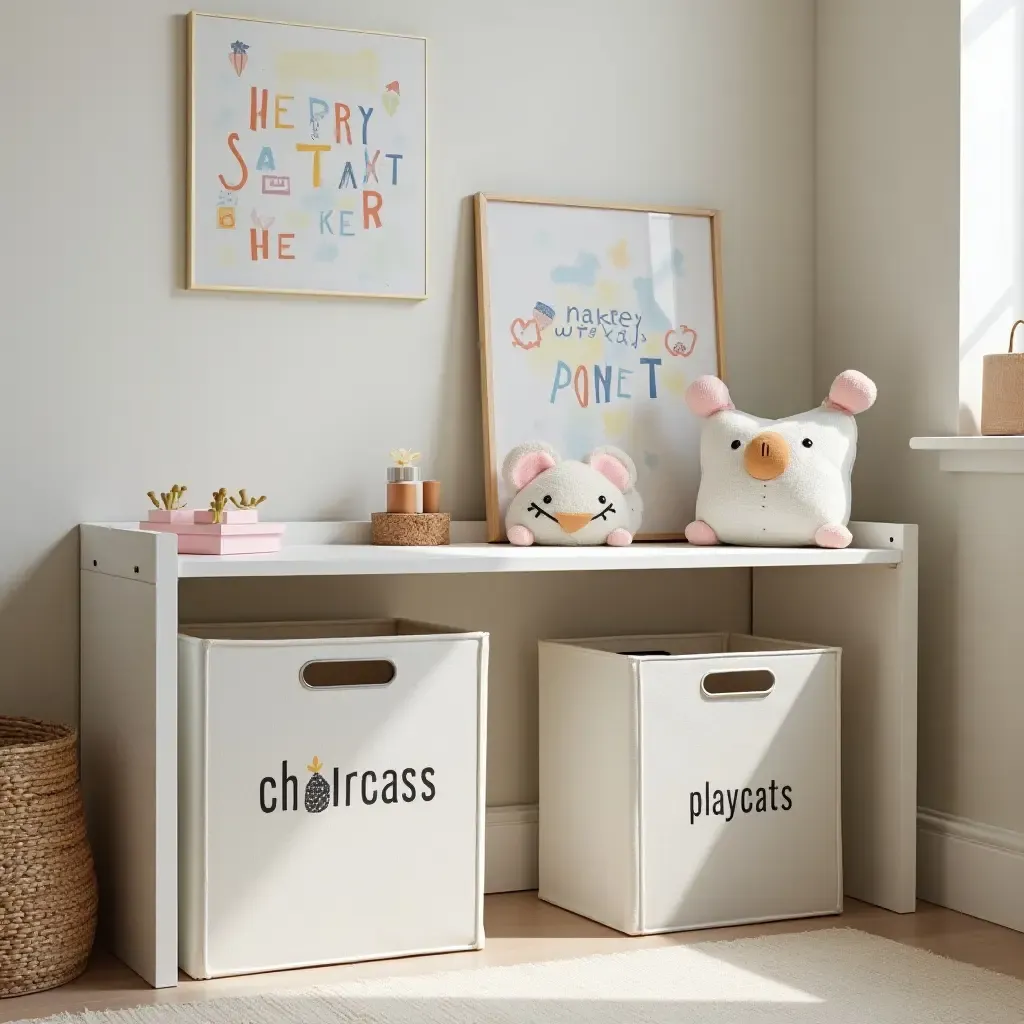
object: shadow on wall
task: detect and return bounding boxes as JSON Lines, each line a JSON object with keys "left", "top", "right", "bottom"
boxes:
{"left": 428, "top": 195, "right": 485, "bottom": 519}
{"left": 958, "top": 401, "right": 979, "bottom": 437}
{"left": 0, "top": 531, "right": 79, "bottom": 726}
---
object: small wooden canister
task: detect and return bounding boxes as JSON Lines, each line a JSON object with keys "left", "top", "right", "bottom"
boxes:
{"left": 386, "top": 465, "right": 422, "bottom": 513}
{"left": 386, "top": 482, "right": 419, "bottom": 514}
{"left": 982, "top": 319, "right": 1024, "bottom": 435}
{"left": 422, "top": 480, "right": 441, "bottom": 514}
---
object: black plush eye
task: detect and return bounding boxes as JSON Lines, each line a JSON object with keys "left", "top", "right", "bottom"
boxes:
{"left": 730, "top": 440, "right": 741, "bottom": 450}
{"left": 802, "top": 438, "right": 813, "bottom": 448}
{"left": 598, "top": 495, "right": 606, "bottom": 504}
{"left": 542, "top": 495, "right": 552, "bottom": 504}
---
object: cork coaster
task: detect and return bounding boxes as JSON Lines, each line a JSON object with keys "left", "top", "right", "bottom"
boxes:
{"left": 371, "top": 512, "right": 451, "bottom": 546}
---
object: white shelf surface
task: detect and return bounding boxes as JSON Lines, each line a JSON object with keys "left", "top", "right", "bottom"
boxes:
{"left": 910, "top": 435, "right": 1024, "bottom": 472}
{"left": 179, "top": 541, "right": 904, "bottom": 577}
{"left": 83, "top": 521, "right": 904, "bottom": 579}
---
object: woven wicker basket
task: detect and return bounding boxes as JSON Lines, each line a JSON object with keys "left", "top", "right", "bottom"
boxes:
{"left": 0, "top": 717, "right": 97, "bottom": 997}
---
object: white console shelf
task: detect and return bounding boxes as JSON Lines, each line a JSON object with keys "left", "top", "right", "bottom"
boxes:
{"left": 79, "top": 520, "right": 919, "bottom": 989}
{"left": 86, "top": 520, "right": 905, "bottom": 579}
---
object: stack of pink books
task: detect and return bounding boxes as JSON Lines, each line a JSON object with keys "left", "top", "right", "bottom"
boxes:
{"left": 140, "top": 508, "right": 285, "bottom": 555}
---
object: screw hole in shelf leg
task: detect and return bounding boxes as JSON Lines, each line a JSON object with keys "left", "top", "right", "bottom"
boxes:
{"left": 134, "top": 566, "right": 139, "bottom": 574}
{"left": 92, "top": 560, "right": 97, "bottom": 567}
{"left": 889, "top": 537, "right": 894, "bottom": 543}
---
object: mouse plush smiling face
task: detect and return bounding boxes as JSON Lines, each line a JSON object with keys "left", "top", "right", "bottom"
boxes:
{"left": 503, "top": 443, "right": 643, "bottom": 546}
{"left": 684, "top": 371, "right": 877, "bottom": 548}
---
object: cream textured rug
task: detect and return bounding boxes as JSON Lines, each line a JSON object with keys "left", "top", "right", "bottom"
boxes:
{"left": 22, "top": 929, "right": 1024, "bottom": 1023}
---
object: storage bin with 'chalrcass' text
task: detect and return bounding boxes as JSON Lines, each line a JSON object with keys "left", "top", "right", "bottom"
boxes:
{"left": 538, "top": 633, "right": 841, "bottom": 935}
{"left": 177, "top": 619, "right": 488, "bottom": 979}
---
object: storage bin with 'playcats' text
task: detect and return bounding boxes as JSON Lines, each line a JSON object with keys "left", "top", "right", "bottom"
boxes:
{"left": 177, "top": 619, "right": 488, "bottom": 979}
{"left": 538, "top": 633, "right": 841, "bottom": 935}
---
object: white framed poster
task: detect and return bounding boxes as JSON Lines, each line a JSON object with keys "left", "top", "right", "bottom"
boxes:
{"left": 187, "top": 12, "right": 427, "bottom": 299}
{"left": 475, "top": 194, "right": 725, "bottom": 541}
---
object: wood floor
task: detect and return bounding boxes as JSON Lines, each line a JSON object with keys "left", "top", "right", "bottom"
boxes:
{"left": 4, "top": 894, "right": 1024, "bottom": 1022}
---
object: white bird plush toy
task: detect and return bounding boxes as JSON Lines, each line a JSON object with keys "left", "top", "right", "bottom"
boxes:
{"left": 503, "top": 443, "right": 644, "bottom": 546}
{"left": 684, "top": 371, "right": 877, "bottom": 548}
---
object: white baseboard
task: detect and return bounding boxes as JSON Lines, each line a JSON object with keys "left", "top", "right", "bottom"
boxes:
{"left": 918, "top": 808, "right": 1024, "bottom": 933}
{"left": 485, "top": 804, "right": 538, "bottom": 893}
{"left": 487, "top": 805, "right": 1024, "bottom": 924}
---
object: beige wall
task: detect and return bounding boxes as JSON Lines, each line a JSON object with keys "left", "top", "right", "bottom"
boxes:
{"left": 817, "top": 0, "right": 1024, "bottom": 841}
{"left": 1, "top": 1, "right": 815, "bottom": 806}
{"left": 13, "top": 0, "right": 1018, "bottom": 881}
{"left": 7, "top": 0, "right": 1018, "bottom": 914}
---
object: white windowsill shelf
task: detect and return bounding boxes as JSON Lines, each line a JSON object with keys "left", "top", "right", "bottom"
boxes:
{"left": 910, "top": 436, "right": 1024, "bottom": 473}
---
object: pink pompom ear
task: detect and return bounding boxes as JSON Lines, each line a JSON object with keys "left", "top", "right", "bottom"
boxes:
{"left": 586, "top": 446, "right": 637, "bottom": 492}
{"left": 686, "top": 376, "right": 734, "bottom": 418}
{"left": 507, "top": 448, "right": 557, "bottom": 490}
{"left": 590, "top": 452, "right": 631, "bottom": 492}
{"left": 825, "top": 370, "right": 876, "bottom": 415}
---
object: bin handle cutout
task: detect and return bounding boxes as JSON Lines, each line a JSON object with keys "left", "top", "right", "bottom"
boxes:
{"left": 700, "top": 668, "right": 776, "bottom": 698}
{"left": 300, "top": 659, "right": 396, "bottom": 688}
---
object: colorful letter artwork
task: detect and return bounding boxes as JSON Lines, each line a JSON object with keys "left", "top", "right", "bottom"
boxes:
{"left": 476, "top": 197, "right": 724, "bottom": 540}
{"left": 188, "top": 14, "right": 426, "bottom": 298}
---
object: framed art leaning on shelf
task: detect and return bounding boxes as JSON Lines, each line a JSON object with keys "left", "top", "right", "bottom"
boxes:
{"left": 475, "top": 194, "right": 725, "bottom": 541}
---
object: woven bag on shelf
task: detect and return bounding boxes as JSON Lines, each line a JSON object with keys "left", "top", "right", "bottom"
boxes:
{"left": 0, "top": 716, "right": 97, "bottom": 998}
{"left": 981, "top": 318, "right": 1024, "bottom": 435}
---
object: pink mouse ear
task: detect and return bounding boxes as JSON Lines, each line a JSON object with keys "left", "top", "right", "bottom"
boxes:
{"left": 826, "top": 370, "right": 876, "bottom": 415}
{"left": 587, "top": 447, "right": 635, "bottom": 492}
{"left": 502, "top": 443, "right": 558, "bottom": 491}
{"left": 685, "top": 376, "right": 734, "bottom": 418}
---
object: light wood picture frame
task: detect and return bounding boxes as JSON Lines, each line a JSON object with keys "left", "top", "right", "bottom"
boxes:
{"left": 475, "top": 193, "right": 725, "bottom": 542}
{"left": 187, "top": 12, "right": 427, "bottom": 299}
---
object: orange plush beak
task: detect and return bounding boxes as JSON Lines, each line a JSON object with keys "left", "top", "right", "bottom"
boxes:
{"left": 744, "top": 432, "right": 790, "bottom": 481}
{"left": 555, "top": 513, "right": 591, "bottom": 534}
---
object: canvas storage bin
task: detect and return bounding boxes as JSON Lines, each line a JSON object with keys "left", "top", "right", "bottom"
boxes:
{"left": 178, "top": 619, "right": 488, "bottom": 979}
{"left": 538, "top": 632, "right": 841, "bottom": 935}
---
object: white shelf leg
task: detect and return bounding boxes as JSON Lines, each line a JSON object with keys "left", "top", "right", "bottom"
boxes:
{"left": 80, "top": 526, "right": 179, "bottom": 987}
{"left": 752, "top": 522, "right": 919, "bottom": 913}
